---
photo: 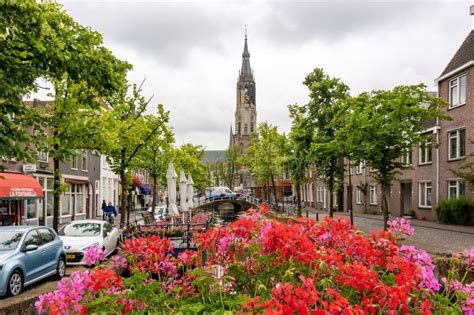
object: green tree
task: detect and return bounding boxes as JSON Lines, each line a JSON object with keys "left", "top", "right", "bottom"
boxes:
{"left": 104, "top": 84, "right": 170, "bottom": 226}
{"left": 302, "top": 68, "right": 350, "bottom": 217}
{"left": 25, "top": 3, "right": 131, "bottom": 230}
{"left": 223, "top": 144, "right": 240, "bottom": 189}
{"left": 171, "top": 144, "right": 210, "bottom": 191}
{"left": 1, "top": 1, "right": 130, "bottom": 166}
{"left": 243, "top": 122, "right": 286, "bottom": 206}
{"left": 1, "top": 0, "right": 53, "bottom": 164}
{"left": 138, "top": 125, "right": 174, "bottom": 214}
{"left": 338, "top": 84, "right": 447, "bottom": 229}
{"left": 285, "top": 105, "right": 312, "bottom": 216}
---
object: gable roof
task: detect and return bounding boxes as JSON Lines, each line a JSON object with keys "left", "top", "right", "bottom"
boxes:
{"left": 440, "top": 30, "right": 474, "bottom": 77}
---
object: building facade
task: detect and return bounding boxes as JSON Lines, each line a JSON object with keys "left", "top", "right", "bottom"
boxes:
{"left": 302, "top": 17, "right": 474, "bottom": 221}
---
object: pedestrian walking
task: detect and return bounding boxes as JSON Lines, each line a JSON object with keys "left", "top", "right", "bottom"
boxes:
{"left": 101, "top": 200, "right": 107, "bottom": 220}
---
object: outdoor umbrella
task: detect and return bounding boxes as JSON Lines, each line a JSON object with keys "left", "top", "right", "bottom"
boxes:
{"left": 166, "top": 163, "right": 179, "bottom": 216}
{"left": 179, "top": 171, "right": 189, "bottom": 213}
{"left": 187, "top": 174, "right": 194, "bottom": 209}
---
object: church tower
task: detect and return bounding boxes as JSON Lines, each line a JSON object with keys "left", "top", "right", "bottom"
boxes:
{"left": 232, "top": 31, "right": 257, "bottom": 154}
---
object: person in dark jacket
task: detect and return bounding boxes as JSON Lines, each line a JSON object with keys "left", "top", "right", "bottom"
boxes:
{"left": 104, "top": 202, "right": 117, "bottom": 222}
{"left": 101, "top": 200, "right": 107, "bottom": 220}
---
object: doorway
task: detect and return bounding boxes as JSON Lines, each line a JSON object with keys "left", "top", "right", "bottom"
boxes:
{"left": 400, "top": 182, "right": 412, "bottom": 216}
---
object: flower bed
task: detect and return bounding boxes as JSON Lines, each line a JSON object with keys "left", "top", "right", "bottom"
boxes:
{"left": 36, "top": 206, "right": 474, "bottom": 314}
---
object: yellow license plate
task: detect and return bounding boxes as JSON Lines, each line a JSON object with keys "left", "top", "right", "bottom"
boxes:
{"left": 67, "top": 254, "right": 75, "bottom": 260}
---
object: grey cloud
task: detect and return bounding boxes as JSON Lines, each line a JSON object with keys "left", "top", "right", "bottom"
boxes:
{"left": 63, "top": 2, "right": 240, "bottom": 66}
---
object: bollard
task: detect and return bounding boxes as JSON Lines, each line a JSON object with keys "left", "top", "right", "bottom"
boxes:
{"left": 316, "top": 212, "right": 319, "bottom": 221}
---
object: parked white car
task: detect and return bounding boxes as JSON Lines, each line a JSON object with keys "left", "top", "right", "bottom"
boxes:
{"left": 58, "top": 220, "right": 121, "bottom": 265}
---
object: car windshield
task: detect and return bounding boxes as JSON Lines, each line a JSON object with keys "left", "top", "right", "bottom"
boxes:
{"left": 0, "top": 231, "right": 24, "bottom": 251}
{"left": 58, "top": 223, "right": 101, "bottom": 237}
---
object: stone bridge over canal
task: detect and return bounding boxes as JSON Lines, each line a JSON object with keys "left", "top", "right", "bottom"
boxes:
{"left": 195, "top": 195, "right": 261, "bottom": 214}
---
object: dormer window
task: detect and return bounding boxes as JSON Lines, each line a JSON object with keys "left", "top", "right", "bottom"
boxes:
{"left": 449, "top": 74, "right": 467, "bottom": 108}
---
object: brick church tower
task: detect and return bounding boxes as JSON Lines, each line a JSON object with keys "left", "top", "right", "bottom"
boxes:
{"left": 231, "top": 31, "right": 257, "bottom": 154}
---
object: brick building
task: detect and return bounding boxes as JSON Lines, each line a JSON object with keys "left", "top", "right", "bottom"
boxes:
{"left": 302, "top": 8, "right": 474, "bottom": 221}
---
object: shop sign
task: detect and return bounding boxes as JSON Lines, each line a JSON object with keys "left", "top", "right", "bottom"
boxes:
{"left": 9, "top": 187, "right": 37, "bottom": 197}
{"left": 22, "top": 164, "right": 37, "bottom": 173}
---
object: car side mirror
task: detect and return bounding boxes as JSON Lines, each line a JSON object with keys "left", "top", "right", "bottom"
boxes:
{"left": 23, "top": 244, "right": 38, "bottom": 252}
{"left": 103, "top": 231, "right": 108, "bottom": 238}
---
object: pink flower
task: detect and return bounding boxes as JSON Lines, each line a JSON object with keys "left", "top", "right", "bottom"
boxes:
{"left": 111, "top": 255, "right": 128, "bottom": 270}
{"left": 463, "top": 246, "right": 474, "bottom": 269}
{"left": 260, "top": 222, "right": 272, "bottom": 242}
{"left": 399, "top": 245, "right": 440, "bottom": 294}
{"left": 84, "top": 246, "right": 106, "bottom": 266}
{"left": 388, "top": 218, "right": 414, "bottom": 238}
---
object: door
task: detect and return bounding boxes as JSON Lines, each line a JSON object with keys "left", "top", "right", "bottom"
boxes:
{"left": 37, "top": 228, "right": 59, "bottom": 273}
{"left": 20, "top": 230, "right": 45, "bottom": 283}
{"left": 102, "top": 223, "right": 115, "bottom": 255}
{"left": 400, "top": 182, "right": 412, "bottom": 216}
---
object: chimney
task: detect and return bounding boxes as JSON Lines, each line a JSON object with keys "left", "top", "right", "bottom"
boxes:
{"left": 471, "top": 5, "right": 474, "bottom": 30}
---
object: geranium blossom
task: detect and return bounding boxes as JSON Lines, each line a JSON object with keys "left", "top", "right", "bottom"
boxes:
{"left": 84, "top": 246, "right": 106, "bottom": 266}
{"left": 36, "top": 205, "right": 473, "bottom": 314}
{"left": 387, "top": 217, "right": 414, "bottom": 238}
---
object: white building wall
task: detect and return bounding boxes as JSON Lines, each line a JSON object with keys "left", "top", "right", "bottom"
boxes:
{"left": 99, "top": 156, "right": 120, "bottom": 216}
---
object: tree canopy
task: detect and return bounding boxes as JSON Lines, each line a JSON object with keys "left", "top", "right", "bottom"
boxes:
{"left": 337, "top": 84, "right": 447, "bottom": 229}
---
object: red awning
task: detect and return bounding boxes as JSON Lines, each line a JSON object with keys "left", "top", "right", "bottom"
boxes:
{"left": 65, "top": 178, "right": 89, "bottom": 185}
{"left": 0, "top": 172, "right": 44, "bottom": 199}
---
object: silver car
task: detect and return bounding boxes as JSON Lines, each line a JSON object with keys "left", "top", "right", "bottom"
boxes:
{"left": 0, "top": 226, "right": 66, "bottom": 297}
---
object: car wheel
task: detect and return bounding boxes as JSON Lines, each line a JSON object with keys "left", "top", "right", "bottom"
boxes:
{"left": 7, "top": 270, "right": 23, "bottom": 297}
{"left": 56, "top": 257, "right": 66, "bottom": 279}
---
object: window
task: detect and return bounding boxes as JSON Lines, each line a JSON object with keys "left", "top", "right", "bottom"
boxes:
{"left": 419, "top": 182, "right": 432, "bottom": 208}
{"left": 448, "top": 180, "right": 465, "bottom": 199}
{"left": 449, "top": 74, "right": 467, "bottom": 108}
{"left": 244, "top": 123, "right": 248, "bottom": 135}
{"left": 448, "top": 129, "right": 466, "bottom": 160}
{"left": 356, "top": 187, "right": 363, "bottom": 205}
{"left": 419, "top": 141, "right": 432, "bottom": 165}
{"left": 333, "top": 192, "right": 338, "bottom": 206}
{"left": 36, "top": 176, "right": 54, "bottom": 218}
{"left": 238, "top": 122, "right": 241, "bottom": 135}
{"left": 38, "top": 228, "right": 55, "bottom": 244}
{"left": 71, "top": 157, "right": 78, "bottom": 169}
{"left": 104, "top": 223, "right": 113, "bottom": 235}
{"left": 81, "top": 151, "right": 88, "bottom": 171}
{"left": 61, "top": 183, "right": 86, "bottom": 216}
{"left": 369, "top": 185, "right": 377, "bottom": 205}
{"left": 401, "top": 149, "right": 412, "bottom": 166}
{"left": 23, "top": 230, "right": 40, "bottom": 247}
{"left": 26, "top": 199, "right": 36, "bottom": 219}
{"left": 251, "top": 121, "right": 254, "bottom": 133}
{"left": 37, "top": 151, "right": 48, "bottom": 163}
{"left": 320, "top": 187, "right": 324, "bottom": 203}
{"left": 356, "top": 161, "right": 364, "bottom": 174}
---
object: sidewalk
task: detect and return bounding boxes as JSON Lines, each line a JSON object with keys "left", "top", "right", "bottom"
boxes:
{"left": 303, "top": 206, "right": 474, "bottom": 235}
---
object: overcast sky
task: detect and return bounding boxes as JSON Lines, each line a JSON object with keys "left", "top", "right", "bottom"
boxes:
{"left": 57, "top": 0, "right": 472, "bottom": 150}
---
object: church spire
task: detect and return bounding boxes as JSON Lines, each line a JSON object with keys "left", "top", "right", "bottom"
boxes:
{"left": 241, "top": 28, "right": 252, "bottom": 78}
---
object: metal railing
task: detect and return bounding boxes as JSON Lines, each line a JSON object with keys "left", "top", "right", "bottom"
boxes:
{"left": 195, "top": 194, "right": 262, "bottom": 207}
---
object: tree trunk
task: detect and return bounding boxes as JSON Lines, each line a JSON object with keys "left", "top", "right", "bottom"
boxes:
{"left": 328, "top": 176, "right": 334, "bottom": 218}
{"left": 120, "top": 170, "right": 127, "bottom": 227}
{"left": 296, "top": 181, "right": 302, "bottom": 217}
{"left": 271, "top": 175, "right": 278, "bottom": 208}
{"left": 381, "top": 182, "right": 390, "bottom": 230}
{"left": 152, "top": 174, "right": 157, "bottom": 212}
{"left": 53, "top": 157, "right": 60, "bottom": 231}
